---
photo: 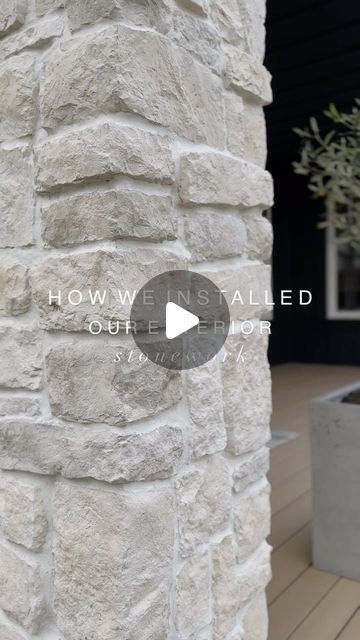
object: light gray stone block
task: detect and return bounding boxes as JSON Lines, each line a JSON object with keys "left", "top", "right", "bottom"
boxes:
{"left": 0, "top": 622, "right": 27, "bottom": 640}
{"left": 35, "top": 123, "right": 175, "bottom": 192}
{"left": 0, "top": 1, "right": 26, "bottom": 38}
{"left": 0, "top": 420, "right": 184, "bottom": 483}
{"left": 0, "top": 544, "right": 46, "bottom": 632}
{"left": 0, "top": 397, "right": 41, "bottom": 417}
{"left": 41, "top": 190, "right": 176, "bottom": 247}
{"left": 244, "top": 210, "right": 273, "bottom": 262}
{"left": 46, "top": 341, "right": 181, "bottom": 425}
{"left": 0, "top": 477, "right": 48, "bottom": 551}
{"left": 233, "top": 484, "right": 271, "bottom": 562}
{"left": 222, "top": 331, "right": 272, "bottom": 455}
{"left": 66, "top": 0, "right": 173, "bottom": 33}
{"left": 0, "top": 17, "right": 63, "bottom": 60}
{"left": 212, "top": 537, "right": 271, "bottom": 640}
{"left": 53, "top": 481, "right": 175, "bottom": 640}
{"left": 176, "top": 455, "right": 232, "bottom": 557}
{"left": 31, "top": 248, "right": 185, "bottom": 332}
{"left": 200, "top": 263, "right": 273, "bottom": 321}
{"left": 36, "top": 0, "right": 64, "bottom": 15}
{"left": 175, "top": 550, "right": 211, "bottom": 638}
{"left": 40, "top": 24, "right": 225, "bottom": 146}
{"left": 232, "top": 448, "right": 269, "bottom": 493}
{"left": 242, "top": 592, "right": 268, "bottom": 640}
{"left": 0, "top": 55, "right": 37, "bottom": 140}
{"left": 179, "top": 152, "right": 273, "bottom": 208}
{"left": 0, "top": 147, "right": 34, "bottom": 247}
{"left": 185, "top": 360, "right": 226, "bottom": 458}
{"left": 0, "top": 258, "right": 30, "bottom": 316}
{"left": 0, "top": 327, "right": 42, "bottom": 390}
{"left": 224, "top": 49, "right": 272, "bottom": 104}
{"left": 184, "top": 211, "right": 246, "bottom": 262}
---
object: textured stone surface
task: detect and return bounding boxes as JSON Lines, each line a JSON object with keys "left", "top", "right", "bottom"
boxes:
{"left": 178, "top": 0, "right": 207, "bottom": 14}
{"left": 53, "top": 481, "right": 175, "bottom": 640}
{"left": 0, "top": 147, "right": 34, "bottom": 247}
{"left": 0, "top": 477, "right": 48, "bottom": 551}
{"left": 175, "top": 551, "right": 211, "bottom": 639}
{"left": 232, "top": 448, "right": 269, "bottom": 494}
{"left": 47, "top": 342, "right": 181, "bottom": 425}
{"left": 210, "top": 0, "right": 243, "bottom": 45}
{"left": 234, "top": 485, "right": 271, "bottom": 562}
{"left": 0, "top": 420, "right": 184, "bottom": 483}
{"left": 32, "top": 248, "right": 184, "bottom": 331}
{"left": 66, "top": 0, "right": 172, "bottom": 32}
{"left": 225, "top": 91, "right": 245, "bottom": 156}
{"left": 242, "top": 593, "right": 268, "bottom": 640}
{"left": 200, "top": 263, "right": 273, "bottom": 321}
{"left": 35, "top": 123, "right": 174, "bottom": 192}
{"left": 225, "top": 49, "right": 272, "bottom": 104}
{"left": 0, "top": 544, "right": 45, "bottom": 632}
{"left": 184, "top": 211, "right": 246, "bottom": 262}
{"left": 213, "top": 0, "right": 266, "bottom": 60}
{"left": 176, "top": 456, "right": 232, "bottom": 556}
{"left": 244, "top": 211, "right": 273, "bottom": 261}
{"left": 185, "top": 361, "right": 226, "bottom": 458}
{"left": 170, "top": 9, "right": 221, "bottom": 73}
{"left": 212, "top": 538, "right": 271, "bottom": 640}
{"left": 0, "top": 622, "right": 26, "bottom": 640}
{"left": 222, "top": 331, "right": 272, "bottom": 455}
{"left": 0, "top": 17, "right": 63, "bottom": 59}
{"left": 0, "top": 1, "right": 26, "bottom": 38}
{"left": 36, "top": 0, "right": 64, "bottom": 15}
{"left": 41, "top": 189, "right": 176, "bottom": 247}
{"left": 239, "top": 0, "right": 267, "bottom": 61}
{"left": 179, "top": 153, "right": 273, "bottom": 208}
{"left": 0, "top": 258, "right": 30, "bottom": 316}
{"left": 212, "top": 536, "right": 241, "bottom": 640}
{"left": 244, "top": 103, "right": 267, "bottom": 167}
{"left": 0, "top": 397, "right": 41, "bottom": 417}
{"left": 0, "top": 55, "right": 37, "bottom": 140}
{"left": 0, "top": 1, "right": 274, "bottom": 637}
{"left": 0, "top": 327, "right": 42, "bottom": 390}
{"left": 40, "top": 25, "right": 225, "bottom": 146}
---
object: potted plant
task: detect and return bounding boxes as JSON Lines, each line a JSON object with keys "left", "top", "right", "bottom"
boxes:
{"left": 293, "top": 99, "right": 360, "bottom": 251}
{"left": 294, "top": 100, "right": 360, "bottom": 579}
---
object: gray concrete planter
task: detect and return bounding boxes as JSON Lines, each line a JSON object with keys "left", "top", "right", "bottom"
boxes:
{"left": 311, "top": 382, "right": 360, "bottom": 581}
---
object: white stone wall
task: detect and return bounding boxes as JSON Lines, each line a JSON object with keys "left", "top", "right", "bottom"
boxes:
{"left": 0, "top": 1, "right": 273, "bottom": 639}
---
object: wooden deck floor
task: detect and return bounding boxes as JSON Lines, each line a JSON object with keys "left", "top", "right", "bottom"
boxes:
{"left": 268, "top": 363, "right": 360, "bottom": 640}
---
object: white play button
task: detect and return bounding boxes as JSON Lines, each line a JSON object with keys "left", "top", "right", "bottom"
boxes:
{"left": 166, "top": 302, "right": 199, "bottom": 340}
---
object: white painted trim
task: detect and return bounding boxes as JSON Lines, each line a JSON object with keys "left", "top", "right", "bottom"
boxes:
{"left": 326, "top": 227, "right": 360, "bottom": 320}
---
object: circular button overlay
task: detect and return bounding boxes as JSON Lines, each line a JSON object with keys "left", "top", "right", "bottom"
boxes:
{"left": 130, "top": 270, "right": 230, "bottom": 371}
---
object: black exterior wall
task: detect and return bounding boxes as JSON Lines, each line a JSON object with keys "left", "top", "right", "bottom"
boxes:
{"left": 266, "top": 0, "right": 360, "bottom": 365}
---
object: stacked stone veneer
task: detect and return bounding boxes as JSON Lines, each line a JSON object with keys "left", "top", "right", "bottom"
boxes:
{"left": 0, "top": 1, "right": 273, "bottom": 639}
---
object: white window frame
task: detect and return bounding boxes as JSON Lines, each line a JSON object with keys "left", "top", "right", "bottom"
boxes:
{"left": 326, "top": 226, "right": 360, "bottom": 320}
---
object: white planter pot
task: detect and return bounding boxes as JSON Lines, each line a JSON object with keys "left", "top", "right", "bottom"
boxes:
{"left": 310, "top": 382, "right": 360, "bottom": 581}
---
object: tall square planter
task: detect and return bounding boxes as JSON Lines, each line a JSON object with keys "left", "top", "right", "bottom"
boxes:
{"left": 310, "top": 382, "right": 360, "bottom": 581}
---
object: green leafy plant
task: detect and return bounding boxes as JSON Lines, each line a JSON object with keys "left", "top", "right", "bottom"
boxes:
{"left": 293, "top": 99, "right": 360, "bottom": 249}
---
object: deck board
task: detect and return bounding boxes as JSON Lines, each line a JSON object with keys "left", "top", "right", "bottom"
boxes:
{"left": 337, "top": 609, "right": 360, "bottom": 639}
{"left": 270, "top": 491, "right": 312, "bottom": 550}
{"left": 271, "top": 466, "right": 311, "bottom": 515}
{"left": 288, "top": 580, "right": 360, "bottom": 640}
{"left": 269, "top": 568, "right": 338, "bottom": 640}
{"left": 267, "top": 524, "right": 311, "bottom": 604}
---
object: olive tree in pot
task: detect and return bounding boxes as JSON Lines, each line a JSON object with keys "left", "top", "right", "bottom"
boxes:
{"left": 294, "top": 100, "right": 360, "bottom": 580}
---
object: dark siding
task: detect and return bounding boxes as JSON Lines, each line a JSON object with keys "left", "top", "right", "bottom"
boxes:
{"left": 266, "top": 0, "right": 360, "bottom": 365}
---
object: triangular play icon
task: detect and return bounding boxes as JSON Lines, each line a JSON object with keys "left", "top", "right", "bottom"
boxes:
{"left": 166, "top": 302, "right": 199, "bottom": 340}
